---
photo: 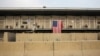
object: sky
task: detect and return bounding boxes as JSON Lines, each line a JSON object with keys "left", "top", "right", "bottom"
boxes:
{"left": 0, "top": 0, "right": 100, "bottom": 8}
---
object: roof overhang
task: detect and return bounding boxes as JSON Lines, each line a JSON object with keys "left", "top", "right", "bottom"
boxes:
{"left": 0, "top": 7, "right": 100, "bottom": 15}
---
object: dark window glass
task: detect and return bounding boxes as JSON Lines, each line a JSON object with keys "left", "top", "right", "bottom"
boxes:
{"left": 5, "top": 26, "right": 9, "bottom": 29}
{"left": 21, "top": 25, "right": 24, "bottom": 28}
{"left": 98, "top": 22, "right": 100, "bottom": 24}
{"left": 83, "top": 25, "right": 88, "bottom": 28}
{"left": 68, "top": 25, "right": 72, "bottom": 28}
{"left": 23, "top": 21, "right": 27, "bottom": 24}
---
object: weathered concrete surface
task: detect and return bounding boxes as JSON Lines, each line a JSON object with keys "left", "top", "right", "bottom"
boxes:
{"left": 25, "top": 42, "right": 53, "bottom": 56}
{"left": 82, "top": 41, "right": 100, "bottom": 56}
{"left": 0, "top": 41, "right": 100, "bottom": 56}
{"left": 0, "top": 42, "right": 24, "bottom": 56}
{"left": 16, "top": 33, "right": 98, "bottom": 42}
{"left": 54, "top": 41, "right": 82, "bottom": 56}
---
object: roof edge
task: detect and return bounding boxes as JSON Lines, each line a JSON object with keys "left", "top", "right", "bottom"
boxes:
{"left": 0, "top": 7, "right": 100, "bottom": 11}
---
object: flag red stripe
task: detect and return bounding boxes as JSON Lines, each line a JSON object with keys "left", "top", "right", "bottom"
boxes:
{"left": 53, "top": 20, "right": 63, "bottom": 33}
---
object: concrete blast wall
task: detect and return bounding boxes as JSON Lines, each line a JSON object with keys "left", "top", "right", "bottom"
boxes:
{"left": 0, "top": 41, "right": 100, "bottom": 56}
{"left": 16, "top": 33, "right": 98, "bottom": 42}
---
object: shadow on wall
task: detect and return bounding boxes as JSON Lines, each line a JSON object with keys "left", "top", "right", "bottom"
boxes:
{"left": 8, "top": 32, "right": 16, "bottom": 42}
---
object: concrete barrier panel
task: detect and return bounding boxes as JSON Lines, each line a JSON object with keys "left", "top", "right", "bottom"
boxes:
{"left": 82, "top": 41, "right": 100, "bottom": 56}
{"left": 61, "top": 33, "right": 72, "bottom": 41}
{"left": 71, "top": 33, "right": 85, "bottom": 41}
{"left": 16, "top": 33, "right": 28, "bottom": 42}
{"left": 71, "top": 33, "right": 76, "bottom": 41}
{"left": 74, "top": 33, "right": 85, "bottom": 40}
{"left": 0, "top": 42, "right": 24, "bottom": 56}
{"left": 3, "top": 32, "right": 8, "bottom": 42}
{"left": 29, "top": 33, "right": 43, "bottom": 41}
{"left": 43, "top": 33, "right": 62, "bottom": 41}
{"left": 16, "top": 33, "right": 43, "bottom": 42}
{"left": 51, "top": 33, "right": 62, "bottom": 41}
{"left": 43, "top": 33, "right": 52, "bottom": 41}
{"left": 43, "top": 33, "right": 71, "bottom": 41}
{"left": 25, "top": 42, "right": 53, "bottom": 56}
{"left": 54, "top": 41, "right": 82, "bottom": 56}
{"left": 85, "top": 33, "right": 98, "bottom": 40}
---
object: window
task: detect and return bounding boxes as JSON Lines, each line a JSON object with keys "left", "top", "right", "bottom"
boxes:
{"left": 16, "top": 22, "right": 18, "bottom": 26}
{"left": 98, "top": 21, "right": 100, "bottom": 24}
{"left": 97, "top": 25, "right": 100, "bottom": 29}
{"left": 23, "top": 21, "right": 27, "bottom": 24}
{"left": 5, "top": 25, "right": 9, "bottom": 29}
{"left": 83, "top": 25, "right": 88, "bottom": 29}
{"left": 68, "top": 25, "right": 72, "bottom": 29}
{"left": 21, "top": 25, "right": 24, "bottom": 28}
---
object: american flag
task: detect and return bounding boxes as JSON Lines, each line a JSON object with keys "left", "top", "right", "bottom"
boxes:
{"left": 52, "top": 20, "right": 63, "bottom": 33}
